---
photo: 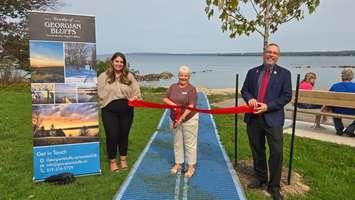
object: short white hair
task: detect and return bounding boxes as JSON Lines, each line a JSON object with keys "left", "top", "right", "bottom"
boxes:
{"left": 342, "top": 69, "right": 353, "bottom": 81}
{"left": 178, "top": 65, "right": 191, "bottom": 76}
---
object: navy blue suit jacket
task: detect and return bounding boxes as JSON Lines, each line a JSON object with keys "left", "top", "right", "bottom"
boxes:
{"left": 241, "top": 64, "right": 292, "bottom": 127}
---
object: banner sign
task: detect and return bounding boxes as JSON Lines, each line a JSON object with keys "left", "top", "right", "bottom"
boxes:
{"left": 29, "top": 12, "right": 95, "bottom": 42}
{"left": 29, "top": 11, "right": 100, "bottom": 181}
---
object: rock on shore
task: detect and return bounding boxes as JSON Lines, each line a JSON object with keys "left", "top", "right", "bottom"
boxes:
{"left": 196, "top": 86, "right": 235, "bottom": 95}
{"left": 134, "top": 72, "right": 173, "bottom": 81}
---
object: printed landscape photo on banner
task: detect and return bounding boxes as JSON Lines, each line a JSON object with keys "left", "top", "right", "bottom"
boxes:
{"left": 31, "top": 83, "right": 55, "bottom": 104}
{"left": 64, "top": 42, "right": 97, "bottom": 84}
{"left": 54, "top": 83, "right": 77, "bottom": 104}
{"left": 30, "top": 41, "right": 65, "bottom": 83}
{"left": 32, "top": 103, "right": 99, "bottom": 146}
{"left": 78, "top": 83, "right": 97, "bottom": 103}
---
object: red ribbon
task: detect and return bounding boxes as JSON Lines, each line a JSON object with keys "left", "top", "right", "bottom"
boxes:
{"left": 128, "top": 100, "right": 254, "bottom": 115}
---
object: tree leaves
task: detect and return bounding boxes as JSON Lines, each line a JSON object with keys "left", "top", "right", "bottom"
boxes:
{"left": 0, "top": 0, "right": 62, "bottom": 70}
{"left": 205, "top": 0, "right": 320, "bottom": 50}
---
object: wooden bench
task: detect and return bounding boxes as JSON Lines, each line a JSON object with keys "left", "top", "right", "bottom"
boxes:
{"left": 286, "top": 90, "right": 355, "bottom": 127}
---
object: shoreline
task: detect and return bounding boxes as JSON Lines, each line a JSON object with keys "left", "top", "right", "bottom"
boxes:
{"left": 196, "top": 86, "right": 236, "bottom": 95}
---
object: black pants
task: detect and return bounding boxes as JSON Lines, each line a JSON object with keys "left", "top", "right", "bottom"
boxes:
{"left": 247, "top": 116, "right": 283, "bottom": 188}
{"left": 102, "top": 99, "right": 134, "bottom": 159}
{"left": 333, "top": 118, "right": 355, "bottom": 133}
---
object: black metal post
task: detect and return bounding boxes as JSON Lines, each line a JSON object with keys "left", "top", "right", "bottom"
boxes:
{"left": 235, "top": 74, "right": 239, "bottom": 168}
{"left": 288, "top": 74, "right": 300, "bottom": 185}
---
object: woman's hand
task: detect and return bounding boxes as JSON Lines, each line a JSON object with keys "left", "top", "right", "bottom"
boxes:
{"left": 129, "top": 96, "right": 138, "bottom": 101}
{"left": 176, "top": 117, "right": 183, "bottom": 125}
{"left": 172, "top": 117, "right": 183, "bottom": 129}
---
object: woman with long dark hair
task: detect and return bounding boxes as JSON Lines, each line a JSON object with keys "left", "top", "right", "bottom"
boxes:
{"left": 98, "top": 52, "right": 141, "bottom": 172}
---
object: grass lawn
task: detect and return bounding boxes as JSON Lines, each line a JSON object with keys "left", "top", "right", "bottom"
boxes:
{"left": 209, "top": 97, "right": 355, "bottom": 200}
{"left": 1, "top": 86, "right": 354, "bottom": 199}
{"left": 0, "top": 85, "right": 164, "bottom": 199}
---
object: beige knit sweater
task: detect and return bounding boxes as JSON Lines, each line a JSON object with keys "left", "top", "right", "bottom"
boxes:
{"left": 97, "top": 72, "right": 141, "bottom": 108}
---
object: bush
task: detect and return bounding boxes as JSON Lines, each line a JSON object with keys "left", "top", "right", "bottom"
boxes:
{"left": 96, "top": 59, "right": 109, "bottom": 76}
{"left": 0, "top": 57, "right": 30, "bottom": 86}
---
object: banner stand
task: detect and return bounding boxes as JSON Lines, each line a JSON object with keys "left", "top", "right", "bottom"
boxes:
{"left": 29, "top": 11, "right": 100, "bottom": 181}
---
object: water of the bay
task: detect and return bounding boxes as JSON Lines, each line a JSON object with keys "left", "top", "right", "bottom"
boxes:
{"left": 123, "top": 54, "right": 355, "bottom": 89}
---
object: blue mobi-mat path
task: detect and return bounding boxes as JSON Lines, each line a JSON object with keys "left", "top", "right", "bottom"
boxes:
{"left": 114, "top": 93, "right": 246, "bottom": 200}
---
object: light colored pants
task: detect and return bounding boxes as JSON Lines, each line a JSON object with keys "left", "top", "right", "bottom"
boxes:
{"left": 171, "top": 113, "right": 199, "bottom": 165}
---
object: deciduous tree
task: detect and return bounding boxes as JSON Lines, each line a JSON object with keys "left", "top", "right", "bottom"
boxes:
{"left": 0, "top": 0, "right": 62, "bottom": 70}
{"left": 205, "top": 0, "right": 320, "bottom": 50}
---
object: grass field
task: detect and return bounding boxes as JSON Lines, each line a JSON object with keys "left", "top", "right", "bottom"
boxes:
{"left": 0, "top": 85, "right": 354, "bottom": 199}
{"left": 208, "top": 96, "right": 355, "bottom": 200}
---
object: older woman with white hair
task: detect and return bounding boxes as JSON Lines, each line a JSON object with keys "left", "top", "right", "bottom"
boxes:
{"left": 163, "top": 66, "right": 199, "bottom": 178}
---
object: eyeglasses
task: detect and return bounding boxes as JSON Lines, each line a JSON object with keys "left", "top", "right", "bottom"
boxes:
{"left": 265, "top": 50, "right": 279, "bottom": 55}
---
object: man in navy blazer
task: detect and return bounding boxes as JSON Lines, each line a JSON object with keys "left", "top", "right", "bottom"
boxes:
{"left": 241, "top": 43, "right": 292, "bottom": 200}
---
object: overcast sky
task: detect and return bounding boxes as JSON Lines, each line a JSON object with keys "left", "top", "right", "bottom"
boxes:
{"left": 59, "top": 0, "right": 355, "bottom": 54}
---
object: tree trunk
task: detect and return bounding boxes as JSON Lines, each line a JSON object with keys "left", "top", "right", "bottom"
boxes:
{"left": 263, "top": 0, "right": 271, "bottom": 51}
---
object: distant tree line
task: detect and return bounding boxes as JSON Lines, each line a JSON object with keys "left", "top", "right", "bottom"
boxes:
{"left": 193, "top": 50, "right": 355, "bottom": 57}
